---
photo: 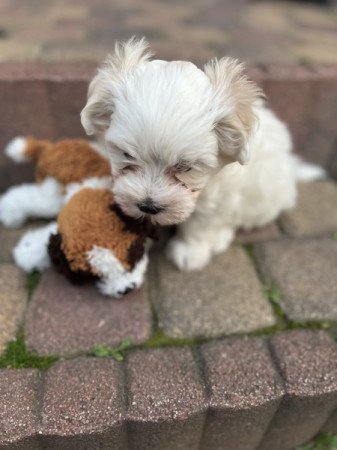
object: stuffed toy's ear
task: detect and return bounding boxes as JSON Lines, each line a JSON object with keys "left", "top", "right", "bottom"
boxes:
{"left": 81, "top": 37, "right": 153, "bottom": 135}
{"left": 204, "top": 57, "right": 264, "bottom": 165}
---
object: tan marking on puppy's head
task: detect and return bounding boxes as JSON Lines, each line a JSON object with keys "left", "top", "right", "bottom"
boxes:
{"left": 204, "top": 57, "right": 264, "bottom": 165}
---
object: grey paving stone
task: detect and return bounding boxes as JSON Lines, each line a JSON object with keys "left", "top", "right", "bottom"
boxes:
{"left": 151, "top": 246, "right": 276, "bottom": 339}
{"left": 257, "top": 330, "right": 337, "bottom": 450}
{"left": 25, "top": 270, "right": 151, "bottom": 355}
{"left": 199, "top": 337, "right": 284, "bottom": 450}
{"left": 321, "top": 408, "right": 337, "bottom": 434}
{"left": 0, "top": 264, "right": 27, "bottom": 354}
{"left": 280, "top": 181, "right": 337, "bottom": 238}
{"left": 126, "top": 347, "right": 206, "bottom": 450}
{"left": 0, "top": 369, "right": 42, "bottom": 449}
{"left": 41, "top": 358, "right": 127, "bottom": 450}
{"left": 256, "top": 238, "right": 337, "bottom": 321}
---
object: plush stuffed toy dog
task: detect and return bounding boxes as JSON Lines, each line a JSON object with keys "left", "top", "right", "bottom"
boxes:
{"left": 14, "top": 180, "right": 150, "bottom": 297}
{"left": 1, "top": 136, "right": 151, "bottom": 297}
{"left": 0, "top": 136, "right": 111, "bottom": 228}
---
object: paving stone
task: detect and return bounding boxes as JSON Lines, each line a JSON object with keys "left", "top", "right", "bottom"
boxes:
{"left": 256, "top": 238, "right": 337, "bottom": 321}
{"left": 25, "top": 270, "right": 151, "bottom": 355}
{"left": 41, "top": 358, "right": 127, "bottom": 449}
{"left": 199, "top": 337, "right": 284, "bottom": 450}
{"left": 304, "top": 66, "right": 337, "bottom": 172}
{"left": 0, "top": 369, "right": 42, "bottom": 449}
{"left": 258, "top": 330, "right": 337, "bottom": 450}
{"left": 126, "top": 347, "right": 206, "bottom": 450}
{"left": 0, "top": 264, "right": 27, "bottom": 354}
{"left": 0, "top": 78, "right": 55, "bottom": 191}
{"left": 48, "top": 80, "right": 88, "bottom": 139}
{"left": 280, "top": 181, "right": 337, "bottom": 238}
{"left": 321, "top": 408, "right": 337, "bottom": 434}
{"left": 263, "top": 64, "right": 317, "bottom": 163}
{"left": 151, "top": 246, "right": 276, "bottom": 339}
{"left": 235, "top": 222, "right": 280, "bottom": 244}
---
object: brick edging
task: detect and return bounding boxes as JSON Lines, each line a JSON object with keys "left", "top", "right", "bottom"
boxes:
{"left": 1, "top": 329, "right": 336, "bottom": 449}
{"left": 1, "top": 62, "right": 337, "bottom": 192}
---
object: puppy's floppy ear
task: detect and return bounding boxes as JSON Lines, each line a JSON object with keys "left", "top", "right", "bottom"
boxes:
{"left": 81, "top": 36, "right": 153, "bottom": 135}
{"left": 204, "top": 57, "right": 264, "bottom": 165}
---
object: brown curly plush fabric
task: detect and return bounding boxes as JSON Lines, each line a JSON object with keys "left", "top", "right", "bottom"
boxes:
{"left": 57, "top": 188, "right": 146, "bottom": 273}
{"left": 25, "top": 137, "right": 111, "bottom": 184}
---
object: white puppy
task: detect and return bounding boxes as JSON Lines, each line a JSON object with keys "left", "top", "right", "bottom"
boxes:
{"left": 81, "top": 37, "right": 324, "bottom": 271}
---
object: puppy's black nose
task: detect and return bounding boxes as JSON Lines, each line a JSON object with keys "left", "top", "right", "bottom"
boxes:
{"left": 137, "top": 198, "right": 164, "bottom": 215}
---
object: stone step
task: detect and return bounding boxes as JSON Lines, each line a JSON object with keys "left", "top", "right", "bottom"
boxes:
{"left": 0, "top": 331, "right": 336, "bottom": 449}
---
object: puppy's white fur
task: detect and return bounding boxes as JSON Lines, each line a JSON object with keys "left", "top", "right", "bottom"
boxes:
{"left": 81, "top": 37, "right": 325, "bottom": 271}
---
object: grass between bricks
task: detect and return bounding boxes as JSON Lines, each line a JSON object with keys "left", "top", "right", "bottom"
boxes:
{"left": 0, "top": 333, "right": 57, "bottom": 370}
{"left": 26, "top": 270, "right": 41, "bottom": 299}
{"left": 297, "top": 432, "right": 337, "bottom": 450}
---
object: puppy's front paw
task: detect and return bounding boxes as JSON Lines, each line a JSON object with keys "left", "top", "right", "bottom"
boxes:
{"left": 165, "top": 238, "right": 211, "bottom": 271}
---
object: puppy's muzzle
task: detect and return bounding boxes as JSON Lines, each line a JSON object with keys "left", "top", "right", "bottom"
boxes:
{"left": 137, "top": 198, "right": 165, "bottom": 215}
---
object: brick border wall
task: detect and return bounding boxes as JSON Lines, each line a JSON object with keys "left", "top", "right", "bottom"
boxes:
{"left": 1, "top": 330, "right": 336, "bottom": 449}
{"left": 1, "top": 62, "right": 337, "bottom": 191}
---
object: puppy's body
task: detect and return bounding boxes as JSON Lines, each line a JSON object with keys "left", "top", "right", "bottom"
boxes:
{"left": 167, "top": 104, "right": 298, "bottom": 270}
{"left": 81, "top": 37, "right": 324, "bottom": 271}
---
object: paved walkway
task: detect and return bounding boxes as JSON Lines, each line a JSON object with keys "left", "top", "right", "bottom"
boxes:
{"left": 0, "top": 0, "right": 337, "bottom": 65}
{"left": 0, "top": 1, "right": 337, "bottom": 446}
{"left": 1, "top": 179, "right": 337, "bottom": 448}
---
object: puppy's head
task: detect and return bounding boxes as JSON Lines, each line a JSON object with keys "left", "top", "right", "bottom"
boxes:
{"left": 81, "top": 37, "right": 263, "bottom": 225}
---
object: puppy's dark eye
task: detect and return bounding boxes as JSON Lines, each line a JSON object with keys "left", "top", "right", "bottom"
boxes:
{"left": 174, "top": 161, "right": 191, "bottom": 172}
{"left": 124, "top": 152, "right": 135, "bottom": 160}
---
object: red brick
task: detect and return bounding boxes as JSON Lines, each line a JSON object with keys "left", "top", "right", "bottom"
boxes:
{"left": 47, "top": 80, "right": 88, "bottom": 139}
{"left": 126, "top": 347, "right": 206, "bottom": 450}
{"left": 322, "top": 408, "right": 337, "bottom": 434}
{"left": 258, "top": 331, "right": 337, "bottom": 450}
{"left": 41, "top": 358, "right": 127, "bottom": 449}
{"left": 263, "top": 64, "right": 318, "bottom": 162}
{"left": 0, "top": 79, "right": 54, "bottom": 191}
{"left": 0, "top": 369, "right": 42, "bottom": 449}
{"left": 25, "top": 270, "right": 152, "bottom": 355}
{"left": 199, "top": 338, "right": 284, "bottom": 450}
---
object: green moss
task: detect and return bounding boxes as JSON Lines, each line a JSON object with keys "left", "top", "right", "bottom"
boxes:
{"left": 0, "top": 333, "right": 57, "bottom": 369}
{"left": 297, "top": 432, "right": 337, "bottom": 450}
{"left": 26, "top": 270, "right": 41, "bottom": 299}
{"left": 89, "top": 337, "right": 133, "bottom": 361}
{"left": 296, "top": 56, "right": 312, "bottom": 68}
{"left": 333, "top": 231, "right": 337, "bottom": 241}
{"left": 144, "top": 328, "right": 196, "bottom": 349}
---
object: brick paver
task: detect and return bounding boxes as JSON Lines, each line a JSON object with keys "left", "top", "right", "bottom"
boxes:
{"left": 280, "top": 181, "right": 337, "bottom": 238}
{"left": 151, "top": 246, "right": 275, "bottom": 339}
{"left": 41, "top": 358, "right": 126, "bottom": 449}
{"left": 199, "top": 337, "right": 284, "bottom": 450}
{"left": 0, "top": 0, "right": 336, "bottom": 65}
{"left": 126, "top": 347, "right": 206, "bottom": 450}
{"left": 0, "top": 264, "right": 27, "bottom": 354}
{"left": 25, "top": 270, "right": 151, "bottom": 355}
{"left": 322, "top": 408, "right": 337, "bottom": 434}
{"left": 0, "top": 369, "right": 41, "bottom": 449}
{"left": 258, "top": 331, "right": 337, "bottom": 450}
{"left": 0, "top": 331, "right": 336, "bottom": 448}
{"left": 256, "top": 238, "right": 337, "bottom": 322}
